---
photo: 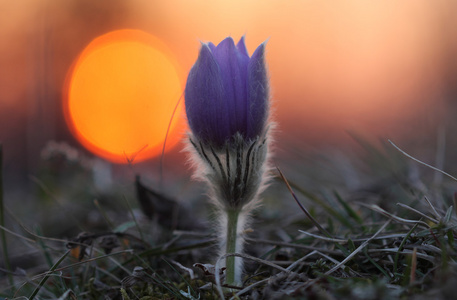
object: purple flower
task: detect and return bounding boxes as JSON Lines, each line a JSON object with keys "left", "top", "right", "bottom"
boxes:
{"left": 185, "top": 37, "right": 269, "bottom": 148}
{"left": 184, "top": 37, "right": 273, "bottom": 287}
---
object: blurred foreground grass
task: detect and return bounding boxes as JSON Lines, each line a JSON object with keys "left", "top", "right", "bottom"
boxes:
{"left": 1, "top": 135, "right": 457, "bottom": 299}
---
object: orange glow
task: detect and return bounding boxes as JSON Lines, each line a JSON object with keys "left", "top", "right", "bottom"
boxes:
{"left": 64, "top": 29, "right": 184, "bottom": 164}
{"left": 129, "top": 0, "right": 447, "bottom": 142}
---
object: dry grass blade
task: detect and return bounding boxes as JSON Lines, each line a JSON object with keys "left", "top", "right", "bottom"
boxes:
{"left": 363, "top": 204, "right": 430, "bottom": 228}
{"left": 324, "top": 219, "right": 391, "bottom": 276}
{"left": 298, "top": 230, "right": 349, "bottom": 243}
{"left": 245, "top": 237, "right": 342, "bottom": 256}
{"left": 286, "top": 250, "right": 319, "bottom": 271}
{"left": 171, "top": 260, "right": 196, "bottom": 279}
{"left": 0, "top": 224, "right": 36, "bottom": 244}
{"left": 14, "top": 249, "right": 134, "bottom": 297}
{"left": 231, "top": 251, "right": 321, "bottom": 299}
{"left": 388, "top": 139, "right": 457, "bottom": 182}
{"left": 6, "top": 205, "right": 78, "bottom": 245}
{"left": 423, "top": 196, "right": 442, "bottom": 220}
{"left": 215, "top": 252, "right": 294, "bottom": 299}
{"left": 368, "top": 248, "right": 435, "bottom": 262}
{"left": 396, "top": 203, "right": 439, "bottom": 224}
{"left": 316, "top": 251, "right": 352, "bottom": 269}
{"left": 232, "top": 277, "right": 270, "bottom": 299}
{"left": 159, "top": 92, "right": 183, "bottom": 184}
{"left": 232, "top": 250, "right": 319, "bottom": 300}
{"left": 299, "top": 231, "right": 410, "bottom": 243}
{"left": 276, "top": 167, "right": 333, "bottom": 238}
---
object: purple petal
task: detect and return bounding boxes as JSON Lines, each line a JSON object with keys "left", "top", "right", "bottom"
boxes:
{"left": 247, "top": 42, "right": 269, "bottom": 139}
{"left": 212, "top": 37, "right": 249, "bottom": 136}
{"left": 185, "top": 37, "right": 269, "bottom": 147}
{"left": 207, "top": 42, "right": 216, "bottom": 52}
{"left": 185, "top": 44, "right": 231, "bottom": 146}
{"left": 236, "top": 36, "right": 249, "bottom": 57}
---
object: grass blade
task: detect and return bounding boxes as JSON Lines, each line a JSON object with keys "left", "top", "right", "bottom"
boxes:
{"left": 388, "top": 139, "right": 457, "bottom": 182}
{"left": 29, "top": 250, "right": 70, "bottom": 299}
{"left": 333, "top": 190, "right": 364, "bottom": 226}
{"left": 393, "top": 223, "right": 418, "bottom": 277}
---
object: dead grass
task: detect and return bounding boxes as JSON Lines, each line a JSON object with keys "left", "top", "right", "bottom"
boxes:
{"left": 2, "top": 136, "right": 457, "bottom": 299}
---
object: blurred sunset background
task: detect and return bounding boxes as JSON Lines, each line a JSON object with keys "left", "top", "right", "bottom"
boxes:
{"left": 2, "top": 0, "right": 457, "bottom": 193}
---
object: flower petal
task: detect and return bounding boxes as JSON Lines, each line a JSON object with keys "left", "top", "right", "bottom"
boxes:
{"left": 212, "top": 37, "right": 249, "bottom": 137}
{"left": 208, "top": 42, "right": 216, "bottom": 52}
{"left": 185, "top": 44, "right": 231, "bottom": 146}
{"left": 247, "top": 42, "right": 269, "bottom": 139}
{"left": 185, "top": 37, "right": 269, "bottom": 148}
{"left": 236, "top": 36, "right": 249, "bottom": 57}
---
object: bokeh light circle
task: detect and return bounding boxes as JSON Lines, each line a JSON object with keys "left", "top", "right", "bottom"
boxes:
{"left": 64, "top": 29, "right": 184, "bottom": 164}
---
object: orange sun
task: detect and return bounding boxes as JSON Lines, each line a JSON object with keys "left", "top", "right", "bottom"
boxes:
{"left": 64, "top": 29, "right": 185, "bottom": 164}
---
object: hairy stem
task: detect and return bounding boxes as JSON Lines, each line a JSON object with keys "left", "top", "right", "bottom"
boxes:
{"left": 225, "top": 208, "right": 241, "bottom": 286}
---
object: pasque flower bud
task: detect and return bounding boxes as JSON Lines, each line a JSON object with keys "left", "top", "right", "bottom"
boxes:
{"left": 184, "top": 36, "right": 272, "bottom": 286}
{"left": 185, "top": 36, "right": 269, "bottom": 149}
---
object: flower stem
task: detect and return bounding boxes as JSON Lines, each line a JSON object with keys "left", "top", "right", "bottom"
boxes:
{"left": 225, "top": 208, "right": 240, "bottom": 286}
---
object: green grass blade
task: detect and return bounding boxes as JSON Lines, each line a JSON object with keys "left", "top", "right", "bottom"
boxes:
{"left": 286, "top": 178, "right": 354, "bottom": 229}
{"left": 363, "top": 248, "right": 391, "bottom": 278}
{"left": 333, "top": 191, "right": 364, "bottom": 226}
{"left": 29, "top": 250, "right": 70, "bottom": 299}
{"left": 162, "top": 258, "right": 197, "bottom": 297}
{"left": 393, "top": 223, "right": 418, "bottom": 278}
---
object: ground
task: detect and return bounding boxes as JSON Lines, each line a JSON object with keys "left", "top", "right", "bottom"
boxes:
{"left": 1, "top": 135, "right": 457, "bottom": 299}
